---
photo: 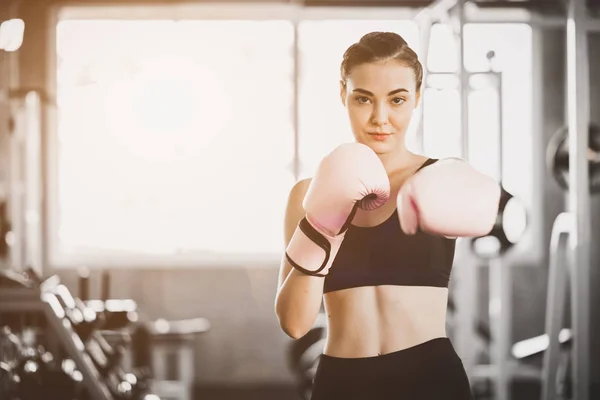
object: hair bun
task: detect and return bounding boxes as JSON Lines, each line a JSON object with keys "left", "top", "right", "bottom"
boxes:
{"left": 360, "top": 32, "right": 407, "bottom": 51}
{"left": 340, "top": 31, "right": 422, "bottom": 93}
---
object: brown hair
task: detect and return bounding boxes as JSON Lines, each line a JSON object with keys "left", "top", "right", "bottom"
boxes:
{"left": 340, "top": 32, "right": 423, "bottom": 94}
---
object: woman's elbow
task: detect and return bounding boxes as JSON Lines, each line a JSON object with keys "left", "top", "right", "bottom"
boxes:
{"left": 280, "top": 321, "right": 310, "bottom": 340}
{"left": 275, "top": 304, "right": 311, "bottom": 339}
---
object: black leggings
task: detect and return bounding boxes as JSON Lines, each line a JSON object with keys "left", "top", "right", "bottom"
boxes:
{"left": 311, "top": 337, "right": 473, "bottom": 400}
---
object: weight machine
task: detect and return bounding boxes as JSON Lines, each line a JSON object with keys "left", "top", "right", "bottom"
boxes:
{"left": 417, "top": 0, "right": 600, "bottom": 399}
{"left": 542, "top": 0, "right": 600, "bottom": 398}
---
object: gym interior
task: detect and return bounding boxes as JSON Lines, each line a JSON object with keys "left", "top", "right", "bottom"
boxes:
{"left": 0, "top": 0, "right": 598, "bottom": 399}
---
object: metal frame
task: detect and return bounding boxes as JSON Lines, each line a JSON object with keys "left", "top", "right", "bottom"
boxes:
{"left": 417, "top": 0, "right": 595, "bottom": 399}
{"left": 7, "top": 90, "right": 43, "bottom": 275}
{"left": 542, "top": 212, "right": 574, "bottom": 400}
{"left": 553, "top": 0, "right": 592, "bottom": 398}
{"left": 534, "top": 0, "right": 594, "bottom": 397}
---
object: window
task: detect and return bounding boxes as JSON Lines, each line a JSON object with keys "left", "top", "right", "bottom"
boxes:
{"left": 53, "top": 19, "right": 295, "bottom": 266}
{"left": 423, "top": 87, "right": 462, "bottom": 159}
{"left": 426, "top": 23, "right": 458, "bottom": 73}
{"left": 464, "top": 23, "right": 533, "bottom": 199}
{"left": 422, "top": 23, "right": 462, "bottom": 159}
{"left": 424, "top": 23, "right": 532, "bottom": 200}
{"left": 51, "top": 9, "right": 533, "bottom": 268}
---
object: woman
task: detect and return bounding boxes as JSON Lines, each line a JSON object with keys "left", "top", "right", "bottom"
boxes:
{"left": 275, "top": 31, "right": 501, "bottom": 399}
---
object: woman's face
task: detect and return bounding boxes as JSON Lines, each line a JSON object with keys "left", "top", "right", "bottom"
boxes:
{"left": 341, "top": 60, "right": 420, "bottom": 155}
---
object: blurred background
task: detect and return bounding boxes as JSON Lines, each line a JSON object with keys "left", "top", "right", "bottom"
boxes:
{"left": 0, "top": 0, "right": 598, "bottom": 399}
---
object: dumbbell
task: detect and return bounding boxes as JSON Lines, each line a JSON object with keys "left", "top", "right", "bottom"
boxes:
{"left": 0, "top": 327, "right": 25, "bottom": 400}
{"left": 50, "top": 288, "right": 134, "bottom": 382}
{"left": 18, "top": 347, "right": 88, "bottom": 400}
{"left": 100, "top": 350, "right": 154, "bottom": 400}
{"left": 52, "top": 358, "right": 88, "bottom": 400}
{"left": 129, "top": 369, "right": 153, "bottom": 399}
{"left": 1, "top": 326, "right": 22, "bottom": 364}
{"left": 1, "top": 329, "right": 87, "bottom": 400}
{"left": 13, "top": 345, "right": 51, "bottom": 400}
{"left": 22, "top": 267, "right": 43, "bottom": 286}
{"left": 0, "top": 360, "right": 20, "bottom": 400}
{"left": 105, "top": 370, "right": 141, "bottom": 400}
{"left": 115, "top": 372, "right": 162, "bottom": 400}
{"left": 54, "top": 285, "right": 135, "bottom": 340}
{"left": 546, "top": 123, "right": 600, "bottom": 193}
{"left": 80, "top": 269, "right": 138, "bottom": 332}
{"left": 31, "top": 350, "right": 71, "bottom": 400}
{"left": 54, "top": 276, "right": 137, "bottom": 338}
{"left": 86, "top": 332, "right": 130, "bottom": 378}
{"left": 42, "top": 289, "right": 123, "bottom": 379}
{"left": 50, "top": 285, "right": 100, "bottom": 342}
{"left": 85, "top": 299, "right": 139, "bottom": 331}
{"left": 0, "top": 269, "right": 34, "bottom": 289}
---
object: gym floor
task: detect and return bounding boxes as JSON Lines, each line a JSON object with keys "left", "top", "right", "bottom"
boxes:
{"left": 0, "top": 1, "right": 599, "bottom": 400}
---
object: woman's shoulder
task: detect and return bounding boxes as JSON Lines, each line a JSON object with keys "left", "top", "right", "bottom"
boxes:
{"left": 285, "top": 178, "right": 312, "bottom": 215}
{"left": 289, "top": 178, "right": 311, "bottom": 199}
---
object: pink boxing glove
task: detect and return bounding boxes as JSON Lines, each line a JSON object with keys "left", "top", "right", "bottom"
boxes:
{"left": 397, "top": 158, "right": 501, "bottom": 237}
{"left": 286, "top": 143, "right": 390, "bottom": 276}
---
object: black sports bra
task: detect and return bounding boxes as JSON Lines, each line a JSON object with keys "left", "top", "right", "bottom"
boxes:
{"left": 323, "top": 159, "right": 456, "bottom": 294}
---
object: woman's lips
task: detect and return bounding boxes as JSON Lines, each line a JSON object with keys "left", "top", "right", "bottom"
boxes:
{"left": 368, "top": 132, "right": 392, "bottom": 141}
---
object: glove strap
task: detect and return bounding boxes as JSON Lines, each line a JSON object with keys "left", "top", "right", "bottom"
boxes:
{"left": 285, "top": 218, "right": 331, "bottom": 277}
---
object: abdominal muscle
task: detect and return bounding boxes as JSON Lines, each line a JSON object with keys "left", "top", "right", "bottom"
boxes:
{"left": 322, "top": 285, "right": 449, "bottom": 358}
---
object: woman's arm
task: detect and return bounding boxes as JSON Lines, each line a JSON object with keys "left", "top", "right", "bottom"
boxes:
{"left": 274, "top": 178, "right": 326, "bottom": 339}
{"left": 275, "top": 143, "right": 390, "bottom": 338}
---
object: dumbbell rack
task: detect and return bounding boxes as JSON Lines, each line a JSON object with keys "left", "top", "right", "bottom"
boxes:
{"left": 0, "top": 275, "right": 115, "bottom": 400}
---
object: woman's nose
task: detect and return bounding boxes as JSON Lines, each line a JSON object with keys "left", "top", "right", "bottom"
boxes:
{"left": 370, "top": 103, "right": 388, "bottom": 126}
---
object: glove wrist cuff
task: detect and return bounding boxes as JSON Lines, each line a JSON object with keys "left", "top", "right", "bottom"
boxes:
{"left": 285, "top": 217, "right": 344, "bottom": 276}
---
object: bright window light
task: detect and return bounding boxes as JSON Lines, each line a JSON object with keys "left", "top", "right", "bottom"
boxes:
{"left": 424, "top": 23, "right": 532, "bottom": 203}
{"left": 54, "top": 19, "right": 295, "bottom": 264}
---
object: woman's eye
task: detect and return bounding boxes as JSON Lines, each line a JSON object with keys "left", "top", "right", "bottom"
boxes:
{"left": 392, "top": 97, "right": 405, "bottom": 105}
{"left": 356, "top": 96, "right": 371, "bottom": 104}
